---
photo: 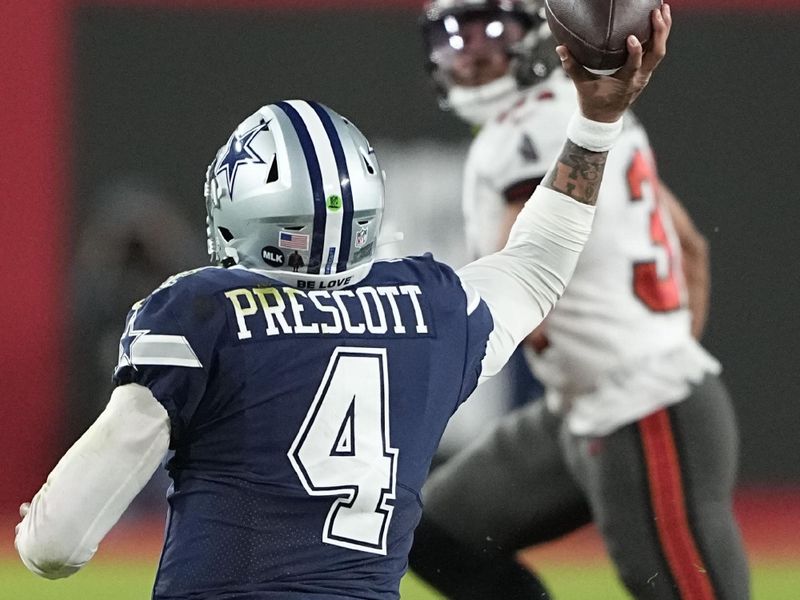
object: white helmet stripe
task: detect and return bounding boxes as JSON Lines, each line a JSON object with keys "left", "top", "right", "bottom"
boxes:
{"left": 308, "top": 101, "right": 355, "bottom": 273}
{"left": 286, "top": 100, "right": 345, "bottom": 275}
{"left": 274, "top": 101, "right": 328, "bottom": 273}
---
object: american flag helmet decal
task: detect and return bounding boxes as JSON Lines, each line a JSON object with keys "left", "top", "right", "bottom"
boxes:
{"left": 279, "top": 231, "right": 310, "bottom": 251}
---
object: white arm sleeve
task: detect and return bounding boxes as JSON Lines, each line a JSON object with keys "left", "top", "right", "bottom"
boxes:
{"left": 458, "top": 186, "right": 595, "bottom": 384}
{"left": 14, "top": 383, "right": 170, "bottom": 579}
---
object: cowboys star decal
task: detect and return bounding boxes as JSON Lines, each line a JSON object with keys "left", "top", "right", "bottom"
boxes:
{"left": 116, "top": 305, "right": 148, "bottom": 372}
{"left": 215, "top": 121, "right": 270, "bottom": 196}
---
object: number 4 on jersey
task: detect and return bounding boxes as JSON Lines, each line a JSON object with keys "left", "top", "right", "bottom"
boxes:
{"left": 288, "top": 347, "right": 399, "bottom": 555}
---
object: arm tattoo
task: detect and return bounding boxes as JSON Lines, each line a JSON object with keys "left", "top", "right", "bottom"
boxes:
{"left": 541, "top": 140, "right": 609, "bottom": 206}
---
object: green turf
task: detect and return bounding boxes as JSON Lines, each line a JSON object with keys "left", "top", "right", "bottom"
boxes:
{"left": 403, "top": 564, "right": 800, "bottom": 599}
{"left": 0, "top": 561, "right": 156, "bottom": 600}
{"left": 2, "top": 560, "right": 798, "bottom": 599}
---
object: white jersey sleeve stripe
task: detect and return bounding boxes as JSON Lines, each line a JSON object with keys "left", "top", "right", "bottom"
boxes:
{"left": 461, "top": 281, "right": 482, "bottom": 316}
{"left": 131, "top": 334, "right": 202, "bottom": 368}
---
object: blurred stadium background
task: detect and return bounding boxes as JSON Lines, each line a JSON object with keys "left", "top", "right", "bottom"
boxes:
{"left": 2, "top": 0, "right": 799, "bottom": 598}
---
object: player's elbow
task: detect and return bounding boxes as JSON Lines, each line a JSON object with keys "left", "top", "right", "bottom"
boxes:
{"left": 688, "top": 231, "right": 709, "bottom": 259}
{"left": 27, "top": 557, "right": 80, "bottom": 580}
{"left": 16, "top": 530, "right": 83, "bottom": 579}
{"left": 679, "top": 223, "right": 709, "bottom": 260}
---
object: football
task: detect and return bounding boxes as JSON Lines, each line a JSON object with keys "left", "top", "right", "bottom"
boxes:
{"left": 544, "top": 0, "right": 663, "bottom": 71}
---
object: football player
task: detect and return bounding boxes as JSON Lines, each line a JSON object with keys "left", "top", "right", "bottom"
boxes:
{"left": 15, "top": 14, "right": 669, "bottom": 598}
{"left": 410, "top": 1, "right": 749, "bottom": 599}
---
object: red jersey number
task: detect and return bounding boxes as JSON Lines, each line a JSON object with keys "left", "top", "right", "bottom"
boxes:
{"left": 627, "top": 151, "right": 682, "bottom": 312}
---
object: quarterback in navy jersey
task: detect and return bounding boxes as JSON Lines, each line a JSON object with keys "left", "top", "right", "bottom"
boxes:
{"left": 114, "top": 260, "right": 496, "bottom": 599}
{"left": 15, "top": 29, "right": 669, "bottom": 599}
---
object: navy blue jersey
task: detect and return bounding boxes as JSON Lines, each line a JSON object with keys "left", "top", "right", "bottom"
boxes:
{"left": 113, "top": 255, "right": 493, "bottom": 600}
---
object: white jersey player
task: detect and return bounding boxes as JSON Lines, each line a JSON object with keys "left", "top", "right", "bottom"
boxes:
{"left": 411, "top": 2, "right": 750, "bottom": 599}
{"left": 465, "top": 71, "right": 717, "bottom": 435}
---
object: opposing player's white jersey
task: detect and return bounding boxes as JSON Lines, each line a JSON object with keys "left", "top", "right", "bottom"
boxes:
{"left": 463, "top": 71, "right": 719, "bottom": 435}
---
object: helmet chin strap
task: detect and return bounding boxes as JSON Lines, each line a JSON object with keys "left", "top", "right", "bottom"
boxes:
{"left": 447, "top": 74, "right": 523, "bottom": 127}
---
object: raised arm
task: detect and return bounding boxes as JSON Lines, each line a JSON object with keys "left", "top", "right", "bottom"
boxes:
{"left": 459, "top": 5, "right": 671, "bottom": 381}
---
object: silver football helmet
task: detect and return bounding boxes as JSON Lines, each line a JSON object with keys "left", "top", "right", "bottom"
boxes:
{"left": 420, "top": 0, "right": 560, "bottom": 125}
{"left": 205, "top": 101, "right": 384, "bottom": 288}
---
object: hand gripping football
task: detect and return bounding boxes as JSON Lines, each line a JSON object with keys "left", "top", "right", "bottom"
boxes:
{"left": 545, "top": 0, "right": 663, "bottom": 71}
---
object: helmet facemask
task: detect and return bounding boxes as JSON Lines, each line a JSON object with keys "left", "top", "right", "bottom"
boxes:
{"left": 421, "top": 0, "right": 560, "bottom": 125}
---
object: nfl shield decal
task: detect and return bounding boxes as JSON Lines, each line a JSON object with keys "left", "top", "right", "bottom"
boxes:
{"left": 355, "top": 225, "right": 369, "bottom": 249}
